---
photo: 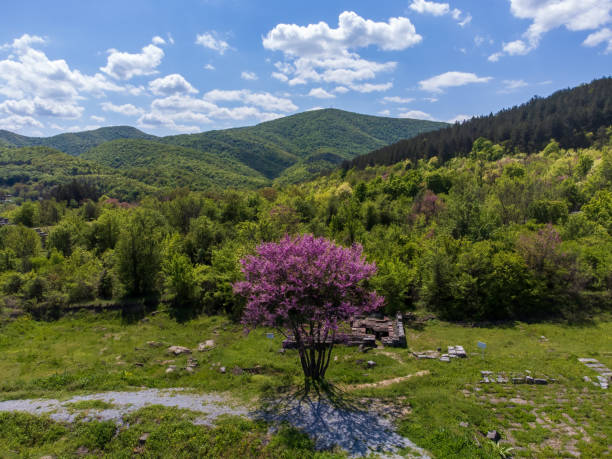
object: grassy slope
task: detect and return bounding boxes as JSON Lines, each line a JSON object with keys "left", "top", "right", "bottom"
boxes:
{"left": 0, "top": 126, "right": 156, "bottom": 156}
{"left": 82, "top": 139, "right": 269, "bottom": 190}
{"left": 0, "top": 311, "right": 609, "bottom": 458}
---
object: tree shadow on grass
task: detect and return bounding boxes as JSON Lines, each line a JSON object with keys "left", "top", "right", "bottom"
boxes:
{"left": 253, "top": 382, "right": 429, "bottom": 457}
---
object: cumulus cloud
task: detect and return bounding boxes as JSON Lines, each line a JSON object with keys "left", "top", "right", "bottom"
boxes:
{"left": 100, "top": 102, "right": 144, "bottom": 116}
{"left": 204, "top": 64, "right": 215, "bottom": 70}
{"left": 333, "top": 86, "right": 350, "bottom": 94}
{"left": 378, "top": 109, "right": 391, "bottom": 116}
{"left": 148, "top": 73, "right": 198, "bottom": 96}
{"left": 241, "top": 71, "right": 258, "bottom": 80}
{"left": 398, "top": 110, "right": 434, "bottom": 120}
{"left": 490, "top": 0, "right": 612, "bottom": 60}
{"left": 0, "top": 34, "right": 128, "bottom": 131}
{"left": 419, "top": 71, "right": 492, "bottom": 93}
{"left": 152, "top": 36, "right": 166, "bottom": 45}
{"left": 195, "top": 32, "right": 230, "bottom": 54}
{"left": 583, "top": 27, "right": 612, "bottom": 52}
{"left": 308, "top": 88, "right": 336, "bottom": 99}
{"left": 263, "top": 11, "right": 419, "bottom": 91}
{"left": 382, "top": 96, "right": 415, "bottom": 104}
{"left": 203, "top": 89, "right": 297, "bottom": 112}
{"left": 408, "top": 0, "right": 472, "bottom": 26}
{"left": 101, "top": 41, "right": 164, "bottom": 80}
{"left": 90, "top": 115, "right": 105, "bottom": 122}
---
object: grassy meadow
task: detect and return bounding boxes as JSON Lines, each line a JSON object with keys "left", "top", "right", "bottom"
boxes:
{"left": 0, "top": 310, "right": 610, "bottom": 458}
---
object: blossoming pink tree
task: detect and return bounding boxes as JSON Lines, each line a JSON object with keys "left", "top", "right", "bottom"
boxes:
{"left": 234, "top": 234, "right": 383, "bottom": 391}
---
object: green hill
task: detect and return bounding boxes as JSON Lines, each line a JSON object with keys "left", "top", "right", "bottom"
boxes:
{"left": 0, "top": 126, "right": 156, "bottom": 156}
{"left": 161, "top": 109, "right": 447, "bottom": 182}
{"left": 82, "top": 139, "right": 269, "bottom": 190}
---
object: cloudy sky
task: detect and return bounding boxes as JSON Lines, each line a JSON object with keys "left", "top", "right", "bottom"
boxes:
{"left": 1, "top": 0, "right": 611, "bottom": 136}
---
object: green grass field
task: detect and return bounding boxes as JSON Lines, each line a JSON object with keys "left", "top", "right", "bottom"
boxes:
{"left": 0, "top": 311, "right": 610, "bottom": 458}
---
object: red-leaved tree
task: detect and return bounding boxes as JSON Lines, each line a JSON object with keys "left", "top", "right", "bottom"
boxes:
{"left": 234, "top": 234, "right": 383, "bottom": 390}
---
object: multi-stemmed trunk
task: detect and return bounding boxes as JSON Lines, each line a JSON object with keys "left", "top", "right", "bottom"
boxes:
{"left": 292, "top": 323, "right": 335, "bottom": 393}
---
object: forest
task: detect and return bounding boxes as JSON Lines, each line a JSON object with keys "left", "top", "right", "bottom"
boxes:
{"left": 348, "top": 77, "right": 612, "bottom": 170}
{"left": 1, "top": 132, "right": 610, "bottom": 324}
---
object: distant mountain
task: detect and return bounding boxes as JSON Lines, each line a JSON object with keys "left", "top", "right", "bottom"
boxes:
{"left": 348, "top": 77, "right": 612, "bottom": 169}
{"left": 0, "top": 126, "right": 156, "bottom": 156}
{"left": 161, "top": 109, "right": 448, "bottom": 182}
{"left": 0, "top": 109, "right": 447, "bottom": 189}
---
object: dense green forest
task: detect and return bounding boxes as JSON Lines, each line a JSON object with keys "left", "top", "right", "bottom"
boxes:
{"left": 1, "top": 133, "right": 610, "bottom": 323}
{"left": 348, "top": 77, "right": 612, "bottom": 169}
{"left": 0, "top": 109, "right": 446, "bottom": 187}
{"left": 0, "top": 126, "right": 156, "bottom": 156}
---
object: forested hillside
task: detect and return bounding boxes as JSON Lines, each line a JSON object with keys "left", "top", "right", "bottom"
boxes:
{"left": 0, "top": 109, "right": 447, "bottom": 186}
{"left": 1, "top": 133, "right": 610, "bottom": 323}
{"left": 349, "top": 77, "right": 612, "bottom": 169}
{"left": 0, "top": 126, "right": 155, "bottom": 156}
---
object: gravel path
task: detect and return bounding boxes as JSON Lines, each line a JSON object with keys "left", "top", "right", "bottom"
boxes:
{"left": 0, "top": 389, "right": 429, "bottom": 458}
{"left": 0, "top": 388, "right": 247, "bottom": 425}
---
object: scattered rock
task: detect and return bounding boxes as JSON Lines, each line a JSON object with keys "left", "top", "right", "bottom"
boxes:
{"left": 185, "top": 366, "right": 195, "bottom": 373}
{"left": 232, "top": 366, "right": 244, "bottom": 375}
{"left": 486, "top": 430, "right": 501, "bottom": 442}
{"left": 134, "top": 362, "right": 144, "bottom": 367}
{"left": 198, "top": 340, "right": 215, "bottom": 351}
{"left": 480, "top": 371, "right": 493, "bottom": 376}
{"left": 333, "top": 355, "right": 338, "bottom": 362}
{"left": 512, "top": 377, "right": 525, "bottom": 384}
{"left": 165, "top": 365, "right": 176, "bottom": 374}
{"left": 147, "top": 341, "right": 164, "bottom": 347}
{"left": 139, "top": 433, "right": 150, "bottom": 445}
{"left": 583, "top": 376, "right": 591, "bottom": 382}
{"left": 525, "top": 376, "right": 534, "bottom": 384}
{"left": 366, "top": 360, "right": 377, "bottom": 368}
{"left": 539, "top": 335, "right": 548, "bottom": 342}
{"left": 459, "top": 422, "right": 469, "bottom": 428}
{"left": 534, "top": 378, "right": 548, "bottom": 385}
{"left": 278, "top": 348, "right": 285, "bottom": 354}
{"left": 219, "top": 366, "right": 226, "bottom": 374}
{"left": 167, "top": 346, "right": 191, "bottom": 356}
{"left": 76, "top": 446, "right": 89, "bottom": 456}
{"left": 160, "top": 360, "right": 175, "bottom": 365}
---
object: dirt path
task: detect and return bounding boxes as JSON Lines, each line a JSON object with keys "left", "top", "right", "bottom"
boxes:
{"left": 346, "top": 370, "right": 430, "bottom": 390}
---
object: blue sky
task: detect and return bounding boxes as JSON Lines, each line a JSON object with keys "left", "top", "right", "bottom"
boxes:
{"left": 1, "top": 0, "right": 611, "bottom": 136}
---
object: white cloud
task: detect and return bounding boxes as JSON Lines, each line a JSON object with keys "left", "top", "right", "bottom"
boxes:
{"left": 308, "top": 88, "right": 336, "bottom": 99}
{"left": 409, "top": 0, "right": 450, "bottom": 16}
{"left": 424, "top": 97, "right": 439, "bottom": 102}
{"left": 263, "top": 12, "right": 419, "bottom": 90}
{"left": 90, "top": 115, "right": 105, "bottom": 122}
{"left": 203, "top": 89, "right": 297, "bottom": 112}
{"left": 398, "top": 110, "right": 434, "bottom": 120}
{"left": 264, "top": 11, "right": 421, "bottom": 56}
{"left": 152, "top": 36, "right": 166, "bottom": 45}
{"left": 419, "top": 71, "right": 492, "bottom": 93}
{"left": 195, "top": 32, "right": 230, "bottom": 55}
{"left": 101, "top": 42, "right": 164, "bottom": 80}
{"left": 0, "top": 114, "right": 43, "bottom": 130}
{"left": 349, "top": 82, "right": 393, "bottom": 92}
{"left": 499, "top": 79, "right": 528, "bottom": 93}
{"left": 409, "top": 0, "right": 472, "bottom": 26}
{"left": 378, "top": 109, "right": 391, "bottom": 116}
{"left": 204, "top": 64, "right": 216, "bottom": 70}
{"left": 333, "top": 86, "right": 349, "bottom": 94}
{"left": 0, "top": 34, "right": 128, "bottom": 131}
{"left": 382, "top": 96, "right": 415, "bottom": 103}
{"left": 491, "top": 0, "right": 612, "bottom": 60}
{"left": 148, "top": 73, "right": 198, "bottom": 96}
{"left": 241, "top": 71, "right": 258, "bottom": 80}
{"left": 583, "top": 27, "right": 612, "bottom": 52}
{"left": 448, "top": 114, "right": 471, "bottom": 123}
{"left": 100, "top": 102, "right": 144, "bottom": 117}
{"left": 271, "top": 72, "right": 289, "bottom": 82}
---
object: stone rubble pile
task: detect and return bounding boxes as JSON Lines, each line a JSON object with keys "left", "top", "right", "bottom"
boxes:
{"left": 578, "top": 358, "right": 610, "bottom": 389}
{"left": 440, "top": 345, "right": 467, "bottom": 362}
{"left": 479, "top": 370, "right": 553, "bottom": 385}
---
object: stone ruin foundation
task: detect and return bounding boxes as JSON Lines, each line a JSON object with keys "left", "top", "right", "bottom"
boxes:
{"left": 282, "top": 312, "right": 407, "bottom": 349}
